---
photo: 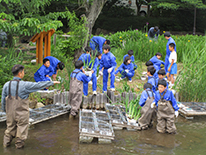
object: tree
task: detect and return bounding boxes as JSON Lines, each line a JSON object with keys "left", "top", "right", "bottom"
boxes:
{"left": 0, "top": 0, "right": 68, "bottom": 47}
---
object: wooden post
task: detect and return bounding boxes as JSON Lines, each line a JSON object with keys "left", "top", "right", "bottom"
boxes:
{"left": 39, "top": 33, "right": 43, "bottom": 64}
{"left": 36, "top": 39, "right": 39, "bottom": 65}
{"left": 53, "top": 34, "right": 56, "bottom": 47}
{"left": 48, "top": 31, "right": 51, "bottom": 56}
{"left": 44, "top": 35, "right": 48, "bottom": 58}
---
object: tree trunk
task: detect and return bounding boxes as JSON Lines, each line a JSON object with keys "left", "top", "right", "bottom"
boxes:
{"left": 135, "top": 0, "right": 141, "bottom": 16}
{"left": 84, "top": 0, "right": 107, "bottom": 48}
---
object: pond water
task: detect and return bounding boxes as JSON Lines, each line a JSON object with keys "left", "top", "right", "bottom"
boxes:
{"left": 0, "top": 114, "right": 206, "bottom": 155}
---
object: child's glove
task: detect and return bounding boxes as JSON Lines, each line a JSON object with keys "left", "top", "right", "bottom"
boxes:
{"left": 125, "top": 69, "right": 129, "bottom": 73}
{"left": 151, "top": 102, "right": 155, "bottom": 108}
{"left": 99, "top": 70, "right": 103, "bottom": 76}
{"left": 175, "top": 111, "right": 179, "bottom": 118}
{"left": 108, "top": 67, "right": 113, "bottom": 73}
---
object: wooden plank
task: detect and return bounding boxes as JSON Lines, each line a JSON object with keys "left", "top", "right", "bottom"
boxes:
{"left": 39, "top": 33, "right": 43, "bottom": 64}
{"left": 44, "top": 35, "right": 48, "bottom": 58}
{"left": 48, "top": 31, "right": 51, "bottom": 56}
{"left": 30, "top": 33, "right": 39, "bottom": 42}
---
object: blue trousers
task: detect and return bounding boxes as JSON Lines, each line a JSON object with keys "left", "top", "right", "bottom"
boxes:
{"left": 121, "top": 72, "right": 134, "bottom": 81}
{"left": 103, "top": 68, "right": 115, "bottom": 92}
{"left": 34, "top": 76, "right": 50, "bottom": 82}
{"left": 165, "top": 55, "right": 169, "bottom": 73}
{"left": 83, "top": 71, "right": 97, "bottom": 96}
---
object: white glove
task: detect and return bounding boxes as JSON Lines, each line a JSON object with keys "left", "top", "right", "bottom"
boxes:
{"left": 175, "top": 111, "right": 179, "bottom": 118}
{"left": 108, "top": 67, "right": 113, "bottom": 73}
{"left": 89, "top": 71, "right": 92, "bottom": 77}
{"left": 151, "top": 102, "right": 155, "bottom": 108}
{"left": 125, "top": 69, "right": 129, "bottom": 73}
{"left": 99, "top": 70, "right": 103, "bottom": 76}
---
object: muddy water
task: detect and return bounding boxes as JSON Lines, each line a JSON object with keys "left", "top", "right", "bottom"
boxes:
{"left": 0, "top": 115, "right": 206, "bottom": 155}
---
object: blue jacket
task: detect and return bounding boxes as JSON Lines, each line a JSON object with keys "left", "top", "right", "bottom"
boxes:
{"left": 78, "top": 53, "right": 91, "bottom": 66}
{"left": 91, "top": 36, "right": 106, "bottom": 54}
{"left": 99, "top": 52, "right": 116, "bottom": 70}
{"left": 139, "top": 89, "right": 155, "bottom": 107}
{"left": 166, "top": 37, "right": 176, "bottom": 56}
{"left": 70, "top": 69, "right": 92, "bottom": 84}
{"left": 114, "top": 63, "right": 134, "bottom": 75}
{"left": 1, "top": 77, "right": 54, "bottom": 112}
{"left": 34, "top": 65, "right": 53, "bottom": 81}
{"left": 154, "top": 89, "right": 179, "bottom": 111}
{"left": 148, "top": 76, "right": 156, "bottom": 93}
{"left": 44, "top": 56, "right": 60, "bottom": 74}
{"left": 150, "top": 56, "right": 165, "bottom": 70}
{"left": 148, "top": 27, "right": 159, "bottom": 38}
{"left": 92, "top": 57, "right": 100, "bottom": 72}
{"left": 156, "top": 78, "right": 168, "bottom": 89}
{"left": 123, "top": 54, "right": 135, "bottom": 63}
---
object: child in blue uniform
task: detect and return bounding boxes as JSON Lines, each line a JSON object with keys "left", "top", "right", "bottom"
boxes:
{"left": 83, "top": 52, "right": 102, "bottom": 95}
{"left": 156, "top": 69, "right": 168, "bottom": 89}
{"left": 115, "top": 56, "right": 134, "bottom": 82}
{"left": 149, "top": 52, "right": 164, "bottom": 71}
{"left": 164, "top": 32, "right": 176, "bottom": 73}
{"left": 138, "top": 83, "right": 156, "bottom": 130}
{"left": 69, "top": 60, "right": 92, "bottom": 117}
{"left": 145, "top": 61, "right": 158, "bottom": 79}
{"left": 151, "top": 79, "right": 179, "bottom": 134}
{"left": 147, "top": 66, "right": 156, "bottom": 93}
{"left": 43, "top": 56, "right": 65, "bottom": 81}
{"left": 167, "top": 43, "right": 177, "bottom": 87}
{"left": 99, "top": 45, "right": 117, "bottom": 92}
{"left": 89, "top": 36, "right": 110, "bottom": 54}
{"left": 123, "top": 50, "right": 137, "bottom": 70}
{"left": 78, "top": 47, "right": 91, "bottom": 67}
{"left": 34, "top": 58, "right": 53, "bottom": 82}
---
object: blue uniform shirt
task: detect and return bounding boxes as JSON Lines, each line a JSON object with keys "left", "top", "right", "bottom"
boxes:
{"left": 70, "top": 69, "right": 92, "bottom": 84}
{"left": 78, "top": 53, "right": 91, "bottom": 66}
{"left": 150, "top": 56, "right": 165, "bottom": 70}
{"left": 166, "top": 37, "right": 176, "bottom": 56}
{"left": 34, "top": 65, "right": 53, "bottom": 81}
{"left": 90, "top": 36, "right": 106, "bottom": 54}
{"left": 92, "top": 57, "right": 100, "bottom": 72}
{"left": 154, "top": 89, "right": 179, "bottom": 111}
{"left": 1, "top": 77, "right": 54, "bottom": 112}
{"left": 99, "top": 52, "right": 116, "bottom": 70}
{"left": 114, "top": 63, "right": 134, "bottom": 75}
{"left": 148, "top": 27, "right": 159, "bottom": 38}
{"left": 44, "top": 56, "right": 60, "bottom": 74}
{"left": 139, "top": 88, "right": 155, "bottom": 107}
{"left": 148, "top": 76, "right": 156, "bottom": 93}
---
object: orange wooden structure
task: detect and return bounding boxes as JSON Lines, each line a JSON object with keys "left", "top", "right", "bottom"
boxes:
{"left": 30, "top": 29, "right": 55, "bottom": 65}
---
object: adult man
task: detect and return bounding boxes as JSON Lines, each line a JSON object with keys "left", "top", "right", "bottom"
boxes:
{"left": 89, "top": 36, "right": 110, "bottom": 54}
{"left": 164, "top": 32, "right": 176, "bottom": 73}
{"left": 43, "top": 56, "right": 65, "bottom": 80}
{"left": 1, "top": 64, "right": 60, "bottom": 149}
{"left": 148, "top": 26, "right": 159, "bottom": 40}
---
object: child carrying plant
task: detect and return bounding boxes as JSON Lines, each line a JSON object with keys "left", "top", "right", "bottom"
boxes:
{"left": 166, "top": 43, "right": 177, "bottom": 87}
{"left": 69, "top": 60, "right": 92, "bottom": 117}
{"left": 149, "top": 52, "right": 165, "bottom": 71}
{"left": 84, "top": 52, "right": 102, "bottom": 95}
{"left": 156, "top": 69, "right": 168, "bottom": 89}
{"left": 138, "top": 83, "right": 156, "bottom": 130}
{"left": 114, "top": 56, "right": 134, "bottom": 82}
{"left": 145, "top": 61, "right": 158, "bottom": 79}
{"left": 123, "top": 50, "right": 137, "bottom": 70}
{"left": 147, "top": 66, "right": 157, "bottom": 93}
{"left": 34, "top": 58, "right": 53, "bottom": 83}
{"left": 151, "top": 79, "right": 179, "bottom": 134}
{"left": 99, "top": 45, "right": 117, "bottom": 92}
{"left": 78, "top": 47, "right": 91, "bottom": 67}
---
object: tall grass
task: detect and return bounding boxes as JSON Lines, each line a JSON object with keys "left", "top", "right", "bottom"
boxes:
{"left": 175, "top": 38, "right": 206, "bottom": 102}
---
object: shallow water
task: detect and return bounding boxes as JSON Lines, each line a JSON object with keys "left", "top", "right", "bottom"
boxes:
{"left": 0, "top": 114, "right": 206, "bottom": 155}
